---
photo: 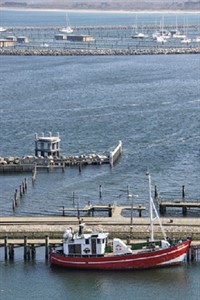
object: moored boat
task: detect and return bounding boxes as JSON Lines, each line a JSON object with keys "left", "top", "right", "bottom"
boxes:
{"left": 50, "top": 174, "right": 191, "bottom": 270}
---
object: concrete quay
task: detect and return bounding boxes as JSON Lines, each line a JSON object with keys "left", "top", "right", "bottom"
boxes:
{"left": 1, "top": 47, "right": 200, "bottom": 56}
{"left": 1, "top": 214, "right": 200, "bottom": 241}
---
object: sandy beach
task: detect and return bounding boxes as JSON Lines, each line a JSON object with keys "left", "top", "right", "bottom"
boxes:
{"left": 1, "top": 7, "right": 200, "bottom": 14}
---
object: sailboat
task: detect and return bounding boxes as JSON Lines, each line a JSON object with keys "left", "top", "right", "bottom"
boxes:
{"left": 50, "top": 173, "right": 191, "bottom": 270}
{"left": 59, "top": 13, "right": 73, "bottom": 34}
{"left": 132, "top": 16, "right": 148, "bottom": 39}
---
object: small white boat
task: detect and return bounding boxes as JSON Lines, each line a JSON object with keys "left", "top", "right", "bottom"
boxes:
{"left": 132, "top": 32, "right": 148, "bottom": 39}
{"left": 0, "top": 27, "right": 7, "bottom": 32}
{"left": 59, "top": 13, "right": 73, "bottom": 34}
{"left": 173, "top": 33, "right": 187, "bottom": 39}
{"left": 193, "top": 37, "right": 200, "bottom": 42}
{"left": 181, "top": 37, "right": 191, "bottom": 44}
{"left": 59, "top": 26, "right": 73, "bottom": 34}
{"left": 156, "top": 36, "right": 167, "bottom": 43}
{"left": 132, "top": 16, "right": 148, "bottom": 39}
{"left": 40, "top": 43, "right": 49, "bottom": 48}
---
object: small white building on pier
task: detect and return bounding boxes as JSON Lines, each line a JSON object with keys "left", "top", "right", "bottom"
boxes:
{"left": 35, "top": 132, "right": 61, "bottom": 157}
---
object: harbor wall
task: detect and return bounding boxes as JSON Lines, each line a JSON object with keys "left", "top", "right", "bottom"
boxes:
{"left": 1, "top": 48, "right": 200, "bottom": 56}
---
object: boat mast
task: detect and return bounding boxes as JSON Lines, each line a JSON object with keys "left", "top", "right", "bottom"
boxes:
{"left": 147, "top": 172, "right": 167, "bottom": 241}
{"left": 147, "top": 172, "right": 154, "bottom": 241}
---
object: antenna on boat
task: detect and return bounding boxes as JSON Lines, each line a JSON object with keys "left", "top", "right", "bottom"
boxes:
{"left": 146, "top": 172, "right": 167, "bottom": 242}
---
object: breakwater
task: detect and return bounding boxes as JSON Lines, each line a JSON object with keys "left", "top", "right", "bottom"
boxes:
{"left": 4, "top": 24, "right": 200, "bottom": 31}
{"left": 0, "top": 154, "right": 109, "bottom": 173}
{"left": 1, "top": 47, "right": 200, "bottom": 56}
{"left": 0, "top": 141, "right": 122, "bottom": 173}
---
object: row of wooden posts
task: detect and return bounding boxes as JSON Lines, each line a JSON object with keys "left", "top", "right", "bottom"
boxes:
{"left": 31, "top": 163, "right": 83, "bottom": 183}
{"left": 3, "top": 236, "right": 50, "bottom": 261}
{"left": 12, "top": 178, "right": 28, "bottom": 210}
{"left": 1, "top": 235, "right": 200, "bottom": 262}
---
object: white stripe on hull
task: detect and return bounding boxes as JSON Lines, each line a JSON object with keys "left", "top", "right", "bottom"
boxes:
{"left": 157, "top": 253, "right": 186, "bottom": 266}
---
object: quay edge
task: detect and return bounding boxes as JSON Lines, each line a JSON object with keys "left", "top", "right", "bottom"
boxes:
{"left": 1, "top": 216, "right": 200, "bottom": 240}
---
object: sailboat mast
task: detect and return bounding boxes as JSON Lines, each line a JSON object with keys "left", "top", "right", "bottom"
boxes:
{"left": 147, "top": 173, "right": 154, "bottom": 241}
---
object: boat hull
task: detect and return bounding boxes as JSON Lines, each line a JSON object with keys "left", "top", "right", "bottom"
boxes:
{"left": 50, "top": 240, "right": 191, "bottom": 270}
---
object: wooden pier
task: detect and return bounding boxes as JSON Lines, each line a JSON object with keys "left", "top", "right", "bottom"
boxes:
{"left": 159, "top": 201, "right": 200, "bottom": 216}
{"left": 59, "top": 204, "right": 145, "bottom": 217}
{"left": 0, "top": 235, "right": 199, "bottom": 262}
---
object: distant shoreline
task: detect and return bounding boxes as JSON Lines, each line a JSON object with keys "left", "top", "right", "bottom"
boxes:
{"left": 1, "top": 7, "right": 200, "bottom": 14}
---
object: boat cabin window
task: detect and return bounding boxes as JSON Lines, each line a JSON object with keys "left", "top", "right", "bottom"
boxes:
{"left": 97, "top": 239, "right": 105, "bottom": 244}
{"left": 85, "top": 239, "right": 89, "bottom": 244}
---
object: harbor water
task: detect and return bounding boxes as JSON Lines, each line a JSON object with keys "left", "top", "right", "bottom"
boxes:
{"left": 0, "top": 9, "right": 200, "bottom": 300}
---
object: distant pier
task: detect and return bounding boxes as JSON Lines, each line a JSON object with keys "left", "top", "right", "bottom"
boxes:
{"left": 0, "top": 141, "right": 122, "bottom": 173}
{"left": 156, "top": 185, "right": 200, "bottom": 216}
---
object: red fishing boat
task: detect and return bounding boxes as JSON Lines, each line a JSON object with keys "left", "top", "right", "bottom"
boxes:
{"left": 50, "top": 174, "right": 191, "bottom": 270}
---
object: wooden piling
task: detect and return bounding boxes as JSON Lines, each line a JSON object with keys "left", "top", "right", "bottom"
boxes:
{"left": 32, "top": 165, "right": 37, "bottom": 183}
{"left": 24, "top": 178, "right": 27, "bottom": 190}
{"left": 182, "top": 185, "right": 185, "bottom": 199}
{"left": 45, "top": 235, "right": 49, "bottom": 260}
{"left": 108, "top": 204, "right": 112, "bottom": 217}
{"left": 4, "top": 236, "right": 8, "bottom": 260}
{"left": 31, "top": 244, "right": 36, "bottom": 259}
{"left": 14, "top": 189, "right": 18, "bottom": 207}
{"left": 182, "top": 206, "right": 187, "bottom": 216}
{"left": 62, "top": 205, "right": 65, "bottom": 216}
{"left": 9, "top": 244, "right": 14, "bottom": 260}
{"left": 155, "top": 185, "right": 158, "bottom": 200}
{"left": 12, "top": 198, "right": 15, "bottom": 210}
{"left": 20, "top": 184, "right": 23, "bottom": 197}
{"left": 24, "top": 236, "right": 28, "bottom": 260}
{"left": 99, "top": 185, "right": 102, "bottom": 199}
{"left": 79, "top": 162, "right": 82, "bottom": 173}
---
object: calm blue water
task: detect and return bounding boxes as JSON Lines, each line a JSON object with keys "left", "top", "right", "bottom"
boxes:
{"left": 0, "top": 10, "right": 200, "bottom": 300}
